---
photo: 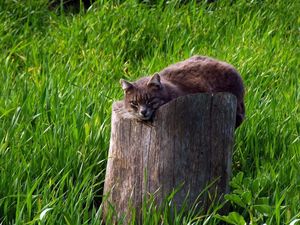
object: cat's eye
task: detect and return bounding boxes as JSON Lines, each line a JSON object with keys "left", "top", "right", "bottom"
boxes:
{"left": 130, "top": 101, "right": 138, "bottom": 108}
{"left": 146, "top": 98, "right": 155, "bottom": 106}
{"left": 146, "top": 101, "right": 153, "bottom": 106}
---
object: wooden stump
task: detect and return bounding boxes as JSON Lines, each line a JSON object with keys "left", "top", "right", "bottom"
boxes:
{"left": 103, "top": 93, "right": 236, "bottom": 223}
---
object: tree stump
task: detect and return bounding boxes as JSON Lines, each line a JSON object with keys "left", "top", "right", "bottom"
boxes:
{"left": 103, "top": 93, "right": 236, "bottom": 223}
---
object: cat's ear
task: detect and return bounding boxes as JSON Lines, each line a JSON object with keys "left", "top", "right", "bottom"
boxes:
{"left": 120, "top": 79, "right": 134, "bottom": 92}
{"left": 147, "top": 73, "right": 161, "bottom": 89}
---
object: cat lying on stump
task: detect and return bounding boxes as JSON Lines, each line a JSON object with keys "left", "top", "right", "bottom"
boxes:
{"left": 120, "top": 55, "right": 245, "bottom": 128}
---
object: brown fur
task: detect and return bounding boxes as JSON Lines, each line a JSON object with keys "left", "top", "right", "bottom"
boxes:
{"left": 120, "top": 55, "right": 245, "bottom": 128}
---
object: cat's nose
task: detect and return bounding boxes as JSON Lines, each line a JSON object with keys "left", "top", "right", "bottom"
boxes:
{"left": 140, "top": 109, "right": 147, "bottom": 116}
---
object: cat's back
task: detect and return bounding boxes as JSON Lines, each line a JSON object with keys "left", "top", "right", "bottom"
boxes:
{"left": 158, "top": 55, "right": 244, "bottom": 98}
{"left": 159, "top": 55, "right": 236, "bottom": 79}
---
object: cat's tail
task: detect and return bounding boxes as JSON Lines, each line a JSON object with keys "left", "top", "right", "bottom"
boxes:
{"left": 236, "top": 101, "right": 245, "bottom": 128}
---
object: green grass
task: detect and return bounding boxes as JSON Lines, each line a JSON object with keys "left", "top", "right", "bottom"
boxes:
{"left": 0, "top": 0, "right": 299, "bottom": 224}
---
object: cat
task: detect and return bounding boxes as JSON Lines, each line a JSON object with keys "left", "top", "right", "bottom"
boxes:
{"left": 120, "top": 55, "right": 245, "bottom": 128}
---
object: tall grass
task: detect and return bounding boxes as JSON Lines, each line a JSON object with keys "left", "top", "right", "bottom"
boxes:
{"left": 0, "top": 0, "right": 299, "bottom": 224}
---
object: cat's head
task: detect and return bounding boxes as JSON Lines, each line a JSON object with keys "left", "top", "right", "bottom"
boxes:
{"left": 120, "top": 73, "right": 169, "bottom": 121}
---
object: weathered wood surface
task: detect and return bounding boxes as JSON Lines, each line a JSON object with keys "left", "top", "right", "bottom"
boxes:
{"left": 103, "top": 93, "right": 236, "bottom": 223}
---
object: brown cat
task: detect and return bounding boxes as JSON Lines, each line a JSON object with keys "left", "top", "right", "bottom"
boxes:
{"left": 120, "top": 55, "right": 245, "bottom": 128}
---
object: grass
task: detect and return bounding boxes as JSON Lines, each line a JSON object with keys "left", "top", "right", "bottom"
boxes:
{"left": 0, "top": 0, "right": 299, "bottom": 224}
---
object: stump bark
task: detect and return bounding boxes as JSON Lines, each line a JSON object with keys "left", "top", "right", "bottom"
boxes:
{"left": 103, "top": 93, "right": 236, "bottom": 223}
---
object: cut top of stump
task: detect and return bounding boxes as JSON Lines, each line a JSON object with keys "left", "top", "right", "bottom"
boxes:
{"left": 113, "top": 93, "right": 237, "bottom": 127}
